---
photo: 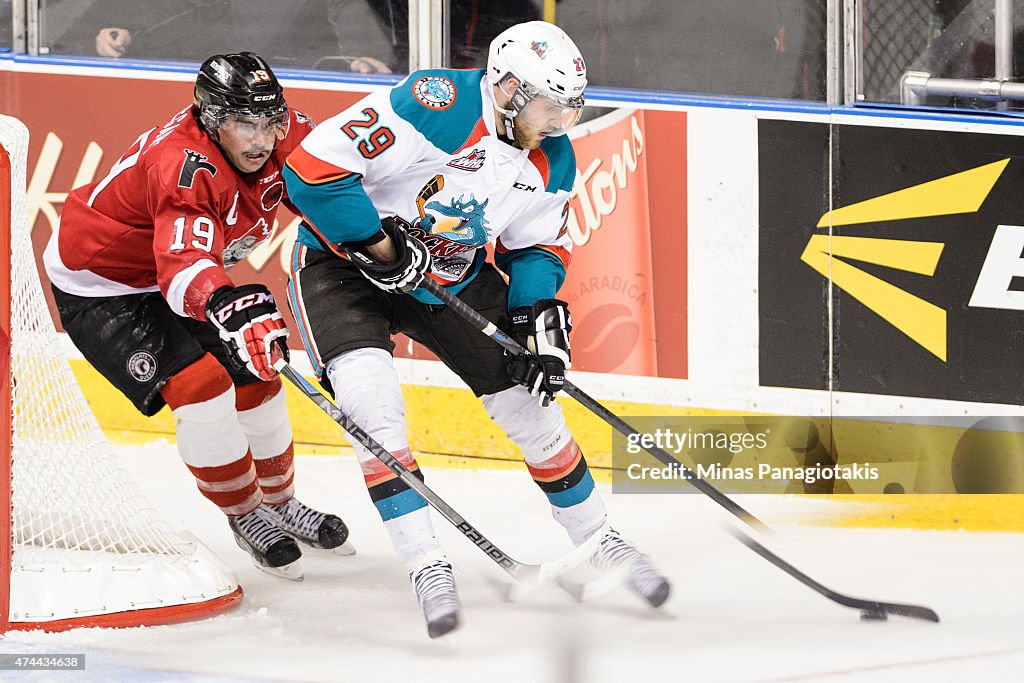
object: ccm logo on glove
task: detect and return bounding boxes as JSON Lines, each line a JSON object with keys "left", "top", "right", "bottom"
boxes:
{"left": 506, "top": 299, "right": 572, "bottom": 406}
{"left": 206, "top": 284, "right": 290, "bottom": 381}
{"left": 211, "top": 290, "right": 276, "bottom": 324}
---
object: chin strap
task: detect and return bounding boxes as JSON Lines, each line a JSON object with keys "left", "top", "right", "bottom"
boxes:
{"left": 487, "top": 82, "right": 521, "bottom": 146}
{"left": 502, "top": 114, "right": 517, "bottom": 144}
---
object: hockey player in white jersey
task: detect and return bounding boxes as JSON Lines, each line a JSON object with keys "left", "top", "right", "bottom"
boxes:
{"left": 283, "top": 21, "right": 670, "bottom": 637}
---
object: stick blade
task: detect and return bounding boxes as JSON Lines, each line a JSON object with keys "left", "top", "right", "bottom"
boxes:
{"left": 536, "top": 524, "right": 606, "bottom": 583}
{"left": 730, "top": 526, "right": 941, "bottom": 623}
{"left": 875, "top": 602, "right": 940, "bottom": 623}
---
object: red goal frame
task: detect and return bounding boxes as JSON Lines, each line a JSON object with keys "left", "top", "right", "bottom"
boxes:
{"left": 0, "top": 131, "right": 241, "bottom": 633}
{"left": 0, "top": 133, "right": 12, "bottom": 634}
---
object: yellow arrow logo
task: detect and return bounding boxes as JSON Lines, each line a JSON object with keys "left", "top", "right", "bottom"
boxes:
{"left": 800, "top": 158, "right": 1009, "bottom": 361}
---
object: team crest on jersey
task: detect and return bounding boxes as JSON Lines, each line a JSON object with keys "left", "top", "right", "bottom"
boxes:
{"left": 127, "top": 351, "right": 157, "bottom": 383}
{"left": 261, "top": 181, "right": 284, "bottom": 211}
{"left": 531, "top": 41, "right": 549, "bottom": 59}
{"left": 413, "top": 76, "right": 456, "bottom": 110}
{"left": 418, "top": 194, "right": 490, "bottom": 246}
{"left": 178, "top": 150, "right": 218, "bottom": 189}
{"left": 223, "top": 218, "right": 272, "bottom": 266}
{"left": 447, "top": 149, "right": 486, "bottom": 172}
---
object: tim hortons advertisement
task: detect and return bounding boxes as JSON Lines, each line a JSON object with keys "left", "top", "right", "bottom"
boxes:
{"left": 565, "top": 108, "right": 687, "bottom": 378}
{"left": 10, "top": 69, "right": 687, "bottom": 379}
{"left": 759, "top": 119, "right": 1024, "bottom": 404}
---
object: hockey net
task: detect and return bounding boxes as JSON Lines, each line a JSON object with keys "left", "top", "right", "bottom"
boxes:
{"left": 0, "top": 115, "right": 241, "bottom": 632}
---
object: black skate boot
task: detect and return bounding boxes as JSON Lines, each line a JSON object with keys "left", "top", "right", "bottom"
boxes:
{"left": 591, "top": 528, "right": 671, "bottom": 607}
{"left": 409, "top": 558, "right": 461, "bottom": 638}
{"left": 229, "top": 506, "right": 303, "bottom": 581}
{"left": 265, "top": 497, "right": 355, "bottom": 555}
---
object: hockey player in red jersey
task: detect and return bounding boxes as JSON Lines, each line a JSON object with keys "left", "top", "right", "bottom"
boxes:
{"left": 44, "top": 52, "right": 351, "bottom": 580}
{"left": 283, "top": 22, "right": 670, "bottom": 636}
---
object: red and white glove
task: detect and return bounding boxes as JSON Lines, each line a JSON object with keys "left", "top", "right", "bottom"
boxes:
{"left": 206, "top": 284, "right": 290, "bottom": 381}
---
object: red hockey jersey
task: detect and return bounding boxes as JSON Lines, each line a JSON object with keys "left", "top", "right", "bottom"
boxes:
{"left": 44, "top": 105, "right": 313, "bottom": 321}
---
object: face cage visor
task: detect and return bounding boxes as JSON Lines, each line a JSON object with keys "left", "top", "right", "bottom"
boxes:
{"left": 202, "top": 102, "right": 290, "bottom": 141}
{"left": 507, "top": 80, "right": 584, "bottom": 137}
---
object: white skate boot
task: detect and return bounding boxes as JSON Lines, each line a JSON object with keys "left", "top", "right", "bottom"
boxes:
{"left": 591, "top": 528, "right": 671, "bottom": 607}
{"left": 409, "top": 558, "right": 461, "bottom": 638}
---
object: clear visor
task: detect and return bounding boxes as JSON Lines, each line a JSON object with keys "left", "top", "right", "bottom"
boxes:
{"left": 516, "top": 93, "right": 583, "bottom": 137}
{"left": 214, "top": 106, "right": 290, "bottom": 141}
{"left": 501, "top": 76, "right": 584, "bottom": 137}
{"left": 517, "top": 95, "right": 583, "bottom": 136}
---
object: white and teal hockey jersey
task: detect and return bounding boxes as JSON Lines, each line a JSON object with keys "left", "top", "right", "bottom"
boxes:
{"left": 283, "top": 68, "right": 575, "bottom": 308}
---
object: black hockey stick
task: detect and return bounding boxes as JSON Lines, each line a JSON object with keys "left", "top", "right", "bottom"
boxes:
{"left": 274, "top": 360, "right": 602, "bottom": 585}
{"left": 417, "top": 278, "right": 940, "bottom": 623}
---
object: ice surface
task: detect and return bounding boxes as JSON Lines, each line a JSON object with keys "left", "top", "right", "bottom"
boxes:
{"left": 2, "top": 441, "right": 1022, "bottom": 682}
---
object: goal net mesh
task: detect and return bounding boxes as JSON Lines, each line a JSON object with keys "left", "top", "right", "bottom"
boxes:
{"left": 1, "top": 114, "right": 238, "bottom": 628}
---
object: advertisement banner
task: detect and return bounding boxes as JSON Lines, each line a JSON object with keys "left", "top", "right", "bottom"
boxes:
{"left": 566, "top": 109, "right": 658, "bottom": 376}
{"left": 9, "top": 67, "right": 688, "bottom": 378}
{"left": 564, "top": 107, "right": 688, "bottom": 378}
{"left": 759, "top": 119, "right": 1024, "bottom": 404}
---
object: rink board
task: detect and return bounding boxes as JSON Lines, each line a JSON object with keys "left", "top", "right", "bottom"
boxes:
{"left": 4, "top": 56, "right": 1024, "bottom": 502}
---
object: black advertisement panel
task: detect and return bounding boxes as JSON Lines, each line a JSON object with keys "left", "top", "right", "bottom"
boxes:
{"left": 760, "top": 119, "right": 1024, "bottom": 405}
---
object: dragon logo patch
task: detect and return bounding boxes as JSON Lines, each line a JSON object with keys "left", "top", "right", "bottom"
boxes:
{"left": 413, "top": 76, "right": 456, "bottom": 110}
{"left": 419, "top": 194, "right": 491, "bottom": 246}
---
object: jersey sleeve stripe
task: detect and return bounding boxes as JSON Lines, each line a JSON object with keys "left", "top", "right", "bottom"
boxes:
{"left": 300, "top": 218, "right": 349, "bottom": 258}
{"left": 528, "top": 148, "right": 552, "bottom": 190}
{"left": 285, "top": 147, "right": 356, "bottom": 185}
{"left": 287, "top": 243, "right": 326, "bottom": 376}
{"left": 284, "top": 165, "right": 381, "bottom": 245}
{"left": 532, "top": 244, "right": 571, "bottom": 269}
{"left": 455, "top": 117, "right": 488, "bottom": 153}
{"left": 537, "top": 135, "right": 576, "bottom": 193}
{"left": 496, "top": 238, "right": 571, "bottom": 269}
{"left": 167, "top": 258, "right": 230, "bottom": 319}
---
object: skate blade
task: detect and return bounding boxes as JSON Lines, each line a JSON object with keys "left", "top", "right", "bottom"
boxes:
{"left": 426, "top": 611, "right": 461, "bottom": 639}
{"left": 557, "top": 562, "right": 631, "bottom": 602}
{"left": 533, "top": 523, "right": 609, "bottom": 584}
{"left": 502, "top": 580, "right": 546, "bottom": 602}
{"left": 331, "top": 539, "right": 357, "bottom": 556}
{"left": 255, "top": 559, "right": 304, "bottom": 582}
{"left": 300, "top": 539, "right": 357, "bottom": 556}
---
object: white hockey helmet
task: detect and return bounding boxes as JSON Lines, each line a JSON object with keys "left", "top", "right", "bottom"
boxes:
{"left": 487, "top": 21, "right": 586, "bottom": 137}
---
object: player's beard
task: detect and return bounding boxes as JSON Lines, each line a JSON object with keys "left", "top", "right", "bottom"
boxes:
{"left": 512, "top": 122, "right": 543, "bottom": 150}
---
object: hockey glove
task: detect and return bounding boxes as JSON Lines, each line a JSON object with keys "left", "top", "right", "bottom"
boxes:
{"left": 347, "top": 216, "right": 432, "bottom": 294}
{"left": 206, "top": 284, "right": 290, "bottom": 381}
{"left": 506, "top": 299, "right": 572, "bottom": 406}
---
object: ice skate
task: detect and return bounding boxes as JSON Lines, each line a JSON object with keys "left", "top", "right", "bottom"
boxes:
{"left": 409, "top": 558, "right": 461, "bottom": 638}
{"left": 590, "top": 528, "right": 671, "bottom": 607}
{"left": 266, "top": 497, "right": 355, "bottom": 555}
{"left": 229, "top": 505, "right": 304, "bottom": 581}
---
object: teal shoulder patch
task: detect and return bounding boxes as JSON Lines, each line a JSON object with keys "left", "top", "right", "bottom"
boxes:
{"left": 538, "top": 135, "right": 576, "bottom": 193}
{"left": 390, "top": 69, "right": 484, "bottom": 154}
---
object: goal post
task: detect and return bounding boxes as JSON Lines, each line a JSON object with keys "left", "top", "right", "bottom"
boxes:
{"left": 0, "top": 115, "right": 14, "bottom": 636}
{"left": 0, "top": 114, "right": 243, "bottom": 632}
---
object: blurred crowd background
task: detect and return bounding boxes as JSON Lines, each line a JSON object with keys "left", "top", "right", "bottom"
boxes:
{"left": 2, "top": 1, "right": 1022, "bottom": 109}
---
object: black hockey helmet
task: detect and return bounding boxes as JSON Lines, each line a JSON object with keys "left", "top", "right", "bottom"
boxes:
{"left": 194, "top": 52, "right": 289, "bottom": 137}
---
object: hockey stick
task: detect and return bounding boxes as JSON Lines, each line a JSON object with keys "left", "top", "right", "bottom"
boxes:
{"left": 416, "top": 278, "right": 940, "bottom": 623}
{"left": 274, "top": 360, "right": 602, "bottom": 586}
